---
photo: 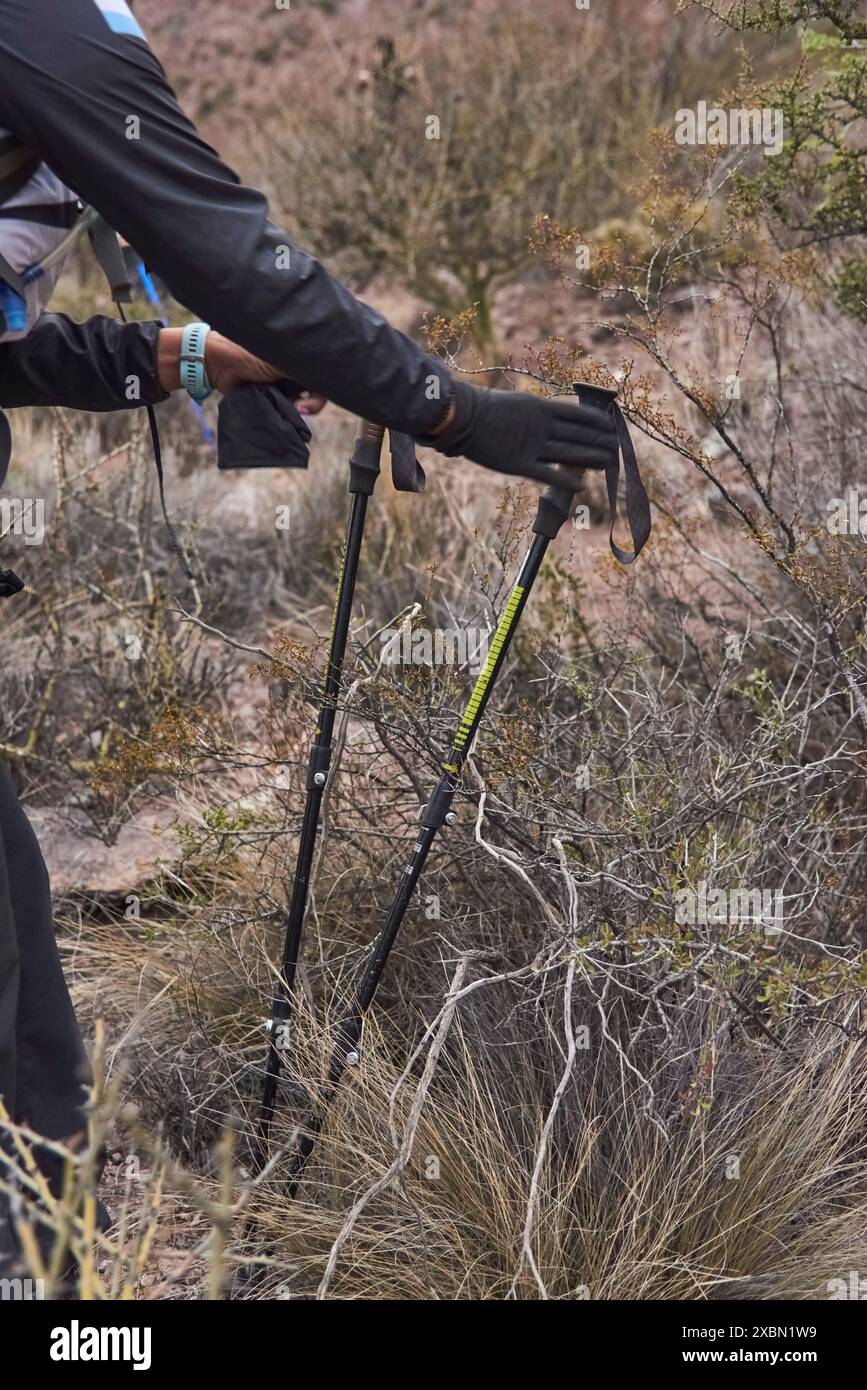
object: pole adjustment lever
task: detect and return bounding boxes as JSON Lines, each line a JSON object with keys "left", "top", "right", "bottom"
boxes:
{"left": 264, "top": 1017, "right": 289, "bottom": 1049}
{"left": 420, "top": 783, "right": 456, "bottom": 830}
{"left": 306, "top": 742, "right": 332, "bottom": 791}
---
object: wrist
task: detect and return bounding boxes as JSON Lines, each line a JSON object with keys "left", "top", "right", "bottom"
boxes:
{"left": 421, "top": 380, "right": 474, "bottom": 453}
{"left": 179, "top": 322, "right": 213, "bottom": 401}
{"left": 203, "top": 331, "right": 229, "bottom": 390}
{"left": 415, "top": 385, "right": 461, "bottom": 449}
{"left": 155, "top": 327, "right": 183, "bottom": 393}
{"left": 430, "top": 395, "right": 458, "bottom": 437}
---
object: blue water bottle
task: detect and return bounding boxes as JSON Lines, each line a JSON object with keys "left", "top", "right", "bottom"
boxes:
{"left": 0, "top": 281, "right": 28, "bottom": 335}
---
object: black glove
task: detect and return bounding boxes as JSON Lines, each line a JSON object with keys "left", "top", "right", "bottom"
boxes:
{"left": 418, "top": 380, "right": 651, "bottom": 564}
{"left": 416, "top": 379, "right": 619, "bottom": 489}
{"left": 217, "top": 381, "right": 312, "bottom": 471}
{"left": 0, "top": 568, "right": 24, "bottom": 599}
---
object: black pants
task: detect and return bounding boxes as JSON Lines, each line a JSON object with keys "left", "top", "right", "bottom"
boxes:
{"left": 0, "top": 764, "right": 89, "bottom": 1257}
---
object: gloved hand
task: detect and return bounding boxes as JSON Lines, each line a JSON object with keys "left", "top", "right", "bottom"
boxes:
{"left": 419, "top": 379, "right": 651, "bottom": 564}
{"left": 416, "top": 379, "right": 620, "bottom": 490}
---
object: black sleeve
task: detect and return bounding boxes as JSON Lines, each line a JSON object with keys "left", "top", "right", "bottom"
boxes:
{"left": 0, "top": 314, "right": 167, "bottom": 410}
{"left": 0, "top": 0, "right": 453, "bottom": 435}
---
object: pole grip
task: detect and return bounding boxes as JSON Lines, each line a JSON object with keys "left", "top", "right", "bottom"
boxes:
{"left": 349, "top": 420, "right": 386, "bottom": 494}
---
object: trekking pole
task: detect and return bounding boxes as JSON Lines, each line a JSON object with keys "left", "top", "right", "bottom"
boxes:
{"left": 252, "top": 420, "right": 387, "bottom": 1168}
{"left": 282, "top": 475, "right": 580, "bottom": 1197}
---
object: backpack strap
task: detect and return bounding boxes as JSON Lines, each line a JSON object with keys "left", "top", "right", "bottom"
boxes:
{"left": 87, "top": 215, "right": 134, "bottom": 303}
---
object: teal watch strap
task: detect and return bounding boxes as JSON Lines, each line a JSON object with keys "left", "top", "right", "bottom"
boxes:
{"left": 179, "top": 322, "right": 213, "bottom": 401}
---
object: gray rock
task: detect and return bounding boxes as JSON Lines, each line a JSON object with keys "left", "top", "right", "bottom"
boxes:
{"left": 25, "top": 801, "right": 178, "bottom": 896}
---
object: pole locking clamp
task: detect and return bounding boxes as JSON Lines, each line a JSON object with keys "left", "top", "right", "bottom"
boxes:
{"left": 307, "top": 741, "right": 332, "bottom": 791}
{"left": 420, "top": 783, "right": 456, "bottom": 830}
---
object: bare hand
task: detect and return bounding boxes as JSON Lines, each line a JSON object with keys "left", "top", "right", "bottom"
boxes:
{"left": 203, "top": 331, "right": 282, "bottom": 394}
{"left": 156, "top": 326, "right": 328, "bottom": 415}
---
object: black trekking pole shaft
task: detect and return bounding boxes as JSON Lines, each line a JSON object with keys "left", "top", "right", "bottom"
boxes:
{"left": 253, "top": 420, "right": 385, "bottom": 1169}
{"left": 283, "top": 481, "right": 578, "bottom": 1197}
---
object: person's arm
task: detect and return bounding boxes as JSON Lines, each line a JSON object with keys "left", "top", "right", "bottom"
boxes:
{"left": 0, "top": 0, "right": 453, "bottom": 436}
{"left": 0, "top": 314, "right": 290, "bottom": 411}
{"left": 0, "top": 314, "right": 168, "bottom": 410}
